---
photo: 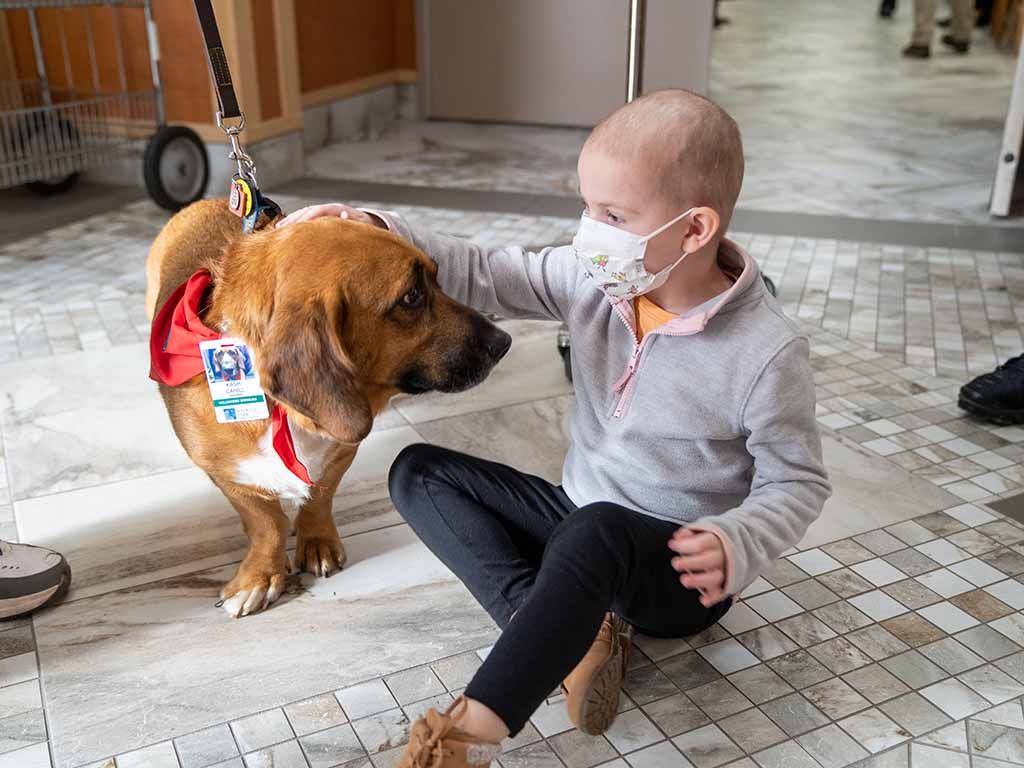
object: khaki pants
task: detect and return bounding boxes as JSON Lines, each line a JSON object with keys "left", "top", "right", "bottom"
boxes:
{"left": 912, "top": 0, "right": 975, "bottom": 45}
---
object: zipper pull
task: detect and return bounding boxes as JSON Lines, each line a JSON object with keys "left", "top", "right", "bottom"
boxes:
{"left": 628, "top": 346, "right": 642, "bottom": 372}
{"left": 613, "top": 346, "right": 642, "bottom": 393}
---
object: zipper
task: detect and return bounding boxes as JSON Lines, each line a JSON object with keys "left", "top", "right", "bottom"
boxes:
{"left": 609, "top": 298, "right": 707, "bottom": 420}
{"left": 611, "top": 301, "right": 643, "bottom": 418}
{"left": 613, "top": 340, "right": 649, "bottom": 418}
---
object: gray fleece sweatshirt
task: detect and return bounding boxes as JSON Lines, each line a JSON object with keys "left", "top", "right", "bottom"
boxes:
{"left": 375, "top": 211, "right": 832, "bottom": 596}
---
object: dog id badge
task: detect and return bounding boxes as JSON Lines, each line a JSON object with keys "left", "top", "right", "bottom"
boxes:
{"left": 199, "top": 338, "right": 270, "bottom": 423}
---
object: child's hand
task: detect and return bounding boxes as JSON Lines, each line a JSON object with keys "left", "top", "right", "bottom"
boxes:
{"left": 275, "top": 203, "right": 386, "bottom": 229}
{"left": 668, "top": 528, "right": 727, "bottom": 608}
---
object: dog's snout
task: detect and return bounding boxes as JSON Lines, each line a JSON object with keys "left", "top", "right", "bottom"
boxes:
{"left": 485, "top": 327, "right": 512, "bottom": 362}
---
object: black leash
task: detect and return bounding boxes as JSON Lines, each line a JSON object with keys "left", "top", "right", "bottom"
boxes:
{"left": 192, "top": 0, "right": 280, "bottom": 233}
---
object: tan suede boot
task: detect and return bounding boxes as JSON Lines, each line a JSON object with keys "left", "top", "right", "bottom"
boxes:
{"left": 398, "top": 697, "right": 502, "bottom": 768}
{"left": 562, "top": 613, "right": 633, "bottom": 735}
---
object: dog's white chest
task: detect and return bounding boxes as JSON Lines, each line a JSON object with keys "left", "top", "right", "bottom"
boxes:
{"left": 234, "top": 424, "right": 334, "bottom": 501}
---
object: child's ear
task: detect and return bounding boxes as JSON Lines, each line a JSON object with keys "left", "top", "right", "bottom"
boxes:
{"left": 681, "top": 207, "right": 720, "bottom": 253}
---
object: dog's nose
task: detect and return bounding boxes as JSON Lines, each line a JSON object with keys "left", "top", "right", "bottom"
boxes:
{"left": 485, "top": 327, "right": 512, "bottom": 362}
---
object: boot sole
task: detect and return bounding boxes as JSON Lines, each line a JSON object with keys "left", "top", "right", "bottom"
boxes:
{"left": 958, "top": 396, "right": 1024, "bottom": 426}
{"left": 0, "top": 562, "right": 71, "bottom": 620}
{"left": 572, "top": 616, "right": 632, "bottom": 736}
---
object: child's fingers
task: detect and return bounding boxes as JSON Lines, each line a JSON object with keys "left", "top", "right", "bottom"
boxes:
{"left": 276, "top": 206, "right": 323, "bottom": 228}
{"left": 698, "top": 587, "right": 726, "bottom": 608}
{"left": 670, "top": 551, "right": 722, "bottom": 573}
{"left": 276, "top": 203, "right": 347, "bottom": 228}
{"left": 667, "top": 532, "right": 718, "bottom": 555}
{"left": 678, "top": 569, "right": 724, "bottom": 591}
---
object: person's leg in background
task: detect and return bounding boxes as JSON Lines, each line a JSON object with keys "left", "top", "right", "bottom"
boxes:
{"left": 942, "top": 0, "right": 976, "bottom": 51}
{"left": 905, "top": 0, "right": 939, "bottom": 57}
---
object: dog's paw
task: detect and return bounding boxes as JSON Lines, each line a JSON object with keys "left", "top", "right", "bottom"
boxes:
{"left": 220, "top": 562, "right": 288, "bottom": 618}
{"left": 294, "top": 532, "right": 347, "bottom": 578}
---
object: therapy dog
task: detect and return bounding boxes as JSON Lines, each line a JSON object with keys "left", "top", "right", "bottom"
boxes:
{"left": 146, "top": 200, "right": 511, "bottom": 617}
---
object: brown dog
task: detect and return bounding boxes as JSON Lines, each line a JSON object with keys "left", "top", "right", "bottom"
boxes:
{"left": 146, "top": 200, "right": 511, "bottom": 617}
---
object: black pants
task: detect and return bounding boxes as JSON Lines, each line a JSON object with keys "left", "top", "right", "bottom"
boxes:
{"left": 388, "top": 444, "right": 730, "bottom": 735}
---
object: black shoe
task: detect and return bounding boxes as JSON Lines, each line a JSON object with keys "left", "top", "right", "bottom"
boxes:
{"left": 902, "top": 44, "right": 931, "bottom": 58}
{"left": 714, "top": 15, "right": 730, "bottom": 28}
{"left": 879, "top": 0, "right": 895, "bottom": 17}
{"left": 938, "top": 16, "right": 952, "bottom": 27}
{"left": 942, "top": 34, "right": 970, "bottom": 53}
{"left": 959, "top": 355, "right": 1024, "bottom": 425}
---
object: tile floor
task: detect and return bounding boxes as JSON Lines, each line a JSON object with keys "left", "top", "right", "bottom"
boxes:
{"left": 6, "top": 195, "right": 1024, "bottom": 383}
{"left": 3, "top": 200, "right": 1024, "bottom": 766}
{"left": 3, "top": 2, "right": 1024, "bottom": 765}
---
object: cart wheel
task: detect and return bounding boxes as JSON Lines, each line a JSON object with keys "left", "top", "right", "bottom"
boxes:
{"left": 24, "top": 118, "right": 80, "bottom": 196}
{"left": 144, "top": 125, "right": 209, "bottom": 212}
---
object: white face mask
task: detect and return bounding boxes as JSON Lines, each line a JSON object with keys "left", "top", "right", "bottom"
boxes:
{"left": 572, "top": 208, "right": 696, "bottom": 298}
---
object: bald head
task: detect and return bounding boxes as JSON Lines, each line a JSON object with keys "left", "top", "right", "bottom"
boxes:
{"left": 586, "top": 89, "right": 744, "bottom": 229}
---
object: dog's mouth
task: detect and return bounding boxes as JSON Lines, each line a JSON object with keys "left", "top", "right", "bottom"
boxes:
{"left": 396, "top": 370, "right": 433, "bottom": 395}
{"left": 396, "top": 366, "right": 496, "bottom": 395}
{"left": 397, "top": 328, "right": 512, "bottom": 395}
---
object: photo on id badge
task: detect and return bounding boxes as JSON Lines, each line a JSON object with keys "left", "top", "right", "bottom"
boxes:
{"left": 199, "top": 339, "right": 269, "bottom": 423}
{"left": 205, "top": 343, "right": 254, "bottom": 382}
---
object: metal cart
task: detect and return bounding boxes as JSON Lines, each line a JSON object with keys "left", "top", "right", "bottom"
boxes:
{"left": 0, "top": 0, "right": 208, "bottom": 210}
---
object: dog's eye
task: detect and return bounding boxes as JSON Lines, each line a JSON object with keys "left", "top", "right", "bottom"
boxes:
{"left": 401, "top": 288, "right": 424, "bottom": 308}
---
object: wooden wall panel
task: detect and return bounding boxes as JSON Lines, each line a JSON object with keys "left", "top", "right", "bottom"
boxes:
{"left": 0, "top": 0, "right": 416, "bottom": 131}
{"left": 151, "top": 0, "right": 212, "bottom": 124}
{"left": 395, "top": 0, "right": 416, "bottom": 70}
{"left": 295, "top": 0, "right": 398, "bottom": 93}
{"left": 251, "top": 0, "right": 281, "bottom": 120}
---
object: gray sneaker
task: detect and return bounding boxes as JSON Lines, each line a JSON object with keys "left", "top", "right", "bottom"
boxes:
{"left": 0, "top": 541, "right": 71, "bottom": 619}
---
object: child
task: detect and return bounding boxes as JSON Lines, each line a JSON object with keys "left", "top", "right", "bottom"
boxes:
{"left": 277, "top": 89, "right": 831, "bottom": 768}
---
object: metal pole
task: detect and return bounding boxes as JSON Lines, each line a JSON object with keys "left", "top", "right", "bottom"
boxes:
{"left": 143, "top": 0, "right": 165, "bottom": 126}
{"left": 626, "top": 0, "right": 646, "bottom": 102}
{"left": 991, "top": 37, "right": 1024, "bottom": 216}
{"left": 27, "top": 8, "right": 51, "bottom": 107}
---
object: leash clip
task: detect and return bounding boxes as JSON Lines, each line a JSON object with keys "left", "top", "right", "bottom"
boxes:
{"left": 216, "top": 110, "right": 259, "bottom": 189}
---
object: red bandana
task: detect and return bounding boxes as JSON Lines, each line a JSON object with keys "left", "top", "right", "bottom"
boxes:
{"left": 149, "top": 269, "right": 312, "bottom": 486}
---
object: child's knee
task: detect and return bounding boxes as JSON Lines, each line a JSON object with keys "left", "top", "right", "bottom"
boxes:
{"left": 549, "top": 502, "right": 635, "bottom": 553}
{"left": 387, "top": 443, "right": 437, "bottom": 509}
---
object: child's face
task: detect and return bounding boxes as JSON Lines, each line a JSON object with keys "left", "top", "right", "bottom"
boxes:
{"left": 577, "top": 146, "right": 695, "bottom": 274}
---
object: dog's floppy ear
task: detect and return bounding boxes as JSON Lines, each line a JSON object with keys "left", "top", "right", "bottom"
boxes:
{"left": 259, "top": 299, "right": 373, "bottom": 444}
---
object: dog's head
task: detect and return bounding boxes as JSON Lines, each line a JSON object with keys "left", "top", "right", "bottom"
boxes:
{"left": 223, "top": 218, "right": 511, "bottom": 444}
{"left": 215, "top": 348, "right": 243, "bottom": 373}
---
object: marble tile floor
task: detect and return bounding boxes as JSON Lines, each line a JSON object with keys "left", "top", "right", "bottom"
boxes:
{"left": 7, "top": 191, "right": 1024, "bottom": 384}
{"left": 301, "top": 0, "right": 1022, "bottom": 228}
{"left": 5, "top": 299, "right": 1024, "bottom": 766}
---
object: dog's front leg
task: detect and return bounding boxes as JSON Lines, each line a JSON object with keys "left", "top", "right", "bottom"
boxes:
{"left": 294, "top": 454, "right": 352, "bottom": 577}
{"left": 220, "top": 491, "right": 291, "bottom": 618}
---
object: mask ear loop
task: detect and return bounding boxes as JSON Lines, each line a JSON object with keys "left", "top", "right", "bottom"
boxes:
{"left": 638, "top": 207, "right": 697, "bottom": 244}
{"left": 640, "top": 208, "right": 698, "bottom": 277}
